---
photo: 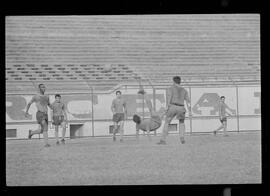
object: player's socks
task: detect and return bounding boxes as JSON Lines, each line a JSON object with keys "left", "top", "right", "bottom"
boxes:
{"left": 157, "top": 140, "right": 166, "bottom": 145}
{"left": 28, "top": 130, "right": 32, "bottom": 139}
{"left": 180, "top": 137, "right": 185, "bottom": 144}
{"left": 113, "top": 136, "right": 116, "bottom": 141}
{"left": 44, "top": 144, "right": 51, "bottom": 147}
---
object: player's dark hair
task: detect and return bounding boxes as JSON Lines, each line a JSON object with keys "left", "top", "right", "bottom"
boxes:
{"left": 116, "top": 90, "right": 122, "bottom": 95}
{"left": 173, "top": 76, "right": 181, "bottom": 84}
{"left": 38, "top": 83, "right": 44, "bottom": 88}
{"left": 220, "top": 96, "right": 225, "bottom": 99}
{"left": 55, "top": 94, "right": 61, "bottom": 98}
{"left": 133, "top": 114, "right": 141, "bottom": 124}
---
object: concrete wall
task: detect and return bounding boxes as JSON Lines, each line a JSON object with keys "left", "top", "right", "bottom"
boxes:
{"left": 6, "top": 85, "right": 261, "bottom": 139}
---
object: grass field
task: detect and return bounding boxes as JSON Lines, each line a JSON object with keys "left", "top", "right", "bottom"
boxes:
{"left": 6, "top": 131, "right": 261, "bottom": 186}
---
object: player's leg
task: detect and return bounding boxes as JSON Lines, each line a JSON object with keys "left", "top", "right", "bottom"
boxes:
{"left": 112, "top": 114, "right": 118, "bottom": 141}
{"left": 178, "top": 108, "right": 186, "bottom": 144}
{"left": 136, "top": 129, "right": 139, "bottom": 141}
{"left": 119, "top": 120, "right": 124, "bottom": 142}
{"left": 55, "top": 125, "right": 60, "bottom": 145}
{"left": 29, "top": 112, "right": 43, "bottom": 139}
{"left": 223, "top": 120, "right": 228, "bottom": 136}
{"left": 146, "top": 129, "right": 151, "bottom": 141}
{"left": 213, "top": 119, "right": 225, "bottom": 135}
{"left": 179, "top": 121, "right": 185, "bottom": 144}
{"left": 61, "top": 121, "right": 66, "bottom": 144}
{"left": 41, "top": 119, "right": 50, "bottom": 147}
{"left": 112, "top": 121, "right": 118, "bottom": 141}
{"left": 29, "top": 124, "right": 42, "bottom": 139}
{"left": 158, "top": 116, "right": 173, "bottom": 144}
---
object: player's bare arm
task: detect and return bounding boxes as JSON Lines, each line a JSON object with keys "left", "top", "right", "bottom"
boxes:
{"left": 25, "top": 97, "right": 34, "bottom": 117}
{"left": 111, "top": 100, "right": 115, "bottom": 114}
{"left": 185, "top": 92, "right": 192, "bottom": 116}
{"left": 166, "top": 88, "right": 172, "bottom": 110}
{"left": 124, "top": 102, "right": 127, "bottom": 118}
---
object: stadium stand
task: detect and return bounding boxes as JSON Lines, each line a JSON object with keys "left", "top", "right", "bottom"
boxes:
{"left": 6, "top": 15, "right": 260, "bottom": 93}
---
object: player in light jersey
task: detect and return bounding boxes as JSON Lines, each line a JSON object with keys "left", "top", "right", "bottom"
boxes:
{"left": 25, "top": 84, "right": 52, "bottom": 147}
{"left": 213, "top": 96, "right": 232, "bottom": 136}
{"left": 51, "top": 94, "right": 68, "bottom": 145}
{"left": 157, "top": 76, "right": 192, "bottom": 145}
{"left": 133, "top": 89, "right": 165, "bottom": 141}
{"left": 111, "top": 90, "right": 127, "bottom": 142}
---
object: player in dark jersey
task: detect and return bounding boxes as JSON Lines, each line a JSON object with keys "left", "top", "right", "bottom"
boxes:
{"left": 51, "top": 94, "right": 68, "bottom": 145}
{"left": 25, "top": 84, "right": 52, "bottom": 147}
{"left": 133, "top": 89, "right": 165, "bottom": 141}
{"left": 213, "top": 96, "right": 232, "bottom": 136}
{"left": 157, "top": 76, "right": 192, "bottom": 145}
{"left": 111, "top": 90, "right": 127, "bottom": 142}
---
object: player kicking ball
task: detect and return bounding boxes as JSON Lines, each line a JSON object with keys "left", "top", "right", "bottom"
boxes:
{"left": 51, "top": 94, "right": 68, "bottom": 145}
{"left": 133, "top": 89, "right": 165, "bottom": 141}
{"left": 213, "top": 96, "right": 233, "bottom": 136}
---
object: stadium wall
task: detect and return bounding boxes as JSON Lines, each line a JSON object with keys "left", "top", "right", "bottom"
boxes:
{"left": 6, "top": 85, "right": 261, "bottom": 139}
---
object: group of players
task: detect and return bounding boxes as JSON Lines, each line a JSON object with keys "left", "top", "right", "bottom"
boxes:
{"left": 25, "top": 76, "right": 232, "bottom": 147}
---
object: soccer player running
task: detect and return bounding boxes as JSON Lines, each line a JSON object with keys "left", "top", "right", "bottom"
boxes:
{"left": 213, "top": 96, "right": 232, "bottom": 136}
{"left": 51, "top": 94, "right": 68, "bottom": 145}
{"left": 133, "top": 89, "right": 165, "bottom": 141}
{"left": 25, "top": 84, "right": 52, "bottom": 147}
{"left": 157, "top": 76, "right": 192, "bottom": 145}
{"left": 111, "top": 90, "right": 127, "bottom": 142}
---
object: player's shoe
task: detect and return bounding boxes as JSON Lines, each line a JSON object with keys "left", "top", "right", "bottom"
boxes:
{"left": 56, "top": 141, "right": 60, "bottom": 145}
{"left": 113, "top": 136, "right": 116, "bottom": 142}
{"left": 223, "top": 134, "right": 229, "bottom": 137}
{"left": 213, "top": 130, "right": 217, "bottom": 135}
{"left": 44, "top": 144, "right": 51, "bottom": 147}
{"left": 157, "top": 140, "right": 166, "bottom": 145}
{"left": 28, "top": 130, "right": 32, "bottom": 139}
{"left": 120, "top": 139, "right": 123, "bottom": 142}
{"left": 180, "top": 137, "right": 185, "bottom": 144}
{"left": 61, "top": 139, "right": 65, "bottom": 144}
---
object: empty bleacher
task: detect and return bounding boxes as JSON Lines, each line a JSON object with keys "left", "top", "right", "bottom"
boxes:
{"left": 5, "top": 14, "right": 260, "bottom": 93}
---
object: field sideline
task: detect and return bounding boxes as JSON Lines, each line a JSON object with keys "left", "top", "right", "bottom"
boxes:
{"left": 6, "top": 131, "right": 261, "bottom": 186}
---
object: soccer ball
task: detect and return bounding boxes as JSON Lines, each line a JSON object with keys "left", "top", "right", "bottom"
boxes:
{"left": 103, "top": 64, "right": 113, "bottom": 72}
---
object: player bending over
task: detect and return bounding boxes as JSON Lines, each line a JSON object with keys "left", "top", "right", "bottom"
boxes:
{"left": 51, "top": 94, "right": 68, "bottom": 145}
{"left": 132, "top": 89, "right": 165, "bottom": 141}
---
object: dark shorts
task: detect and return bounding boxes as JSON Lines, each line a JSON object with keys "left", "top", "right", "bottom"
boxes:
{"left": 36, "top": 111, "right": 48, "bottom": 125}
{"left": 166, "top": 104, "right": 186, "bottom": 123}
{"left": 220, "top": 117, "right": 227, "bottom": 123}
{"left": 53, "top": 115, "right": 65, "bottom": 126}
{"left": 150, "top": 115, "right": 162, "bottom": 131}
{"left": 113, "top": 113, "right": 125, "bottom": 123}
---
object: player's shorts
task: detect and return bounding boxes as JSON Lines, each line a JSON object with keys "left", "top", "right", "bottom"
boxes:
{"left": 139, "top": 115, "right": 161, "bottom": 132}
{"left": 53, "top": 115, "right": 65, "bottom": 126}
{"left": 150, "top": 115, "right": 162, "bottom": 131}
{"left": 113, "top": 113, "right": 125, "bottom": 123}
{"left": 220, "top": 117, "right": 227, "bottom": 123}
{"left": 166, "top": 104, "right": 186, "bottom": 123}
{"left": 36, "top": 111, "right": 48, "bottom": 125}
